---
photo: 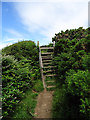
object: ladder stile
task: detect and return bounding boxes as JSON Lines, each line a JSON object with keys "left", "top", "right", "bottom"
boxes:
{"left": 39, "top": 43, "right": 56, "bottom": 90}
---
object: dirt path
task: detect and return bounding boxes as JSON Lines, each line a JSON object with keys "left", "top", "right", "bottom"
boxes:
{"left": 34, "top": 89, "right": 54, "bottom": 118}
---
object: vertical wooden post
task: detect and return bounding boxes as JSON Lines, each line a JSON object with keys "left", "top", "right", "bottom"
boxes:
{"left": 37, "top": 41, "right": 39, "bottom": 46}
{"left": 53, "top": 41, "right": 55, "bottom": 47}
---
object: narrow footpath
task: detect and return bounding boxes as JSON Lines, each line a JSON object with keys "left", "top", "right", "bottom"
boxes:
{"left": 34, "top": 89, "right": 54, "bottom": 118}
{"left": 35, "top": 90, "right": 53, "bottom": 118}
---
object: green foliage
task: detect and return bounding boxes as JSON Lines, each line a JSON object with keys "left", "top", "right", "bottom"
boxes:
{"left": 82, "top": 53, "right": 90, "bottom": 70}
{"left": 2, "top": 41, "right": 41, "bottom": 118}
{"left": 2, "top": 40, "right": 39, "bottom": 62}
{"left": 65, "top": 70, "right": 90, "bottom": 116}
{"left": 52, "top": 27, "right": 88, "bottom": 42}
{"left": 52, "top": 27, "right": 90, "bottom": 119}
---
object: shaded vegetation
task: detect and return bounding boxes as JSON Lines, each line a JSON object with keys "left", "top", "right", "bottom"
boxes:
{"left": 52, "top": 27, "right": 90, "bottom": 119}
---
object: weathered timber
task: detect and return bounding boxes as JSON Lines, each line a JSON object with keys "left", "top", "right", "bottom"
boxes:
{"left": 40, "top": 47, "right": 54, "bottom": 50}
{"left": 39, "top": 41, "right": 56, "bottom": 90}
{"left": 43, "top": 66, "right": 56, "bottom": 69}
{"left": 43, "top": 70, "right": 55, "bottom": 74}
{"left": 42, "top": 56, "right": 52, "bottom": 60}
{"left": 42, "top": 60, "right": 52, "bottom": 63}
{"left": 45, "top": 74, "right": 56, "bottom": 77}
{"left": 41, "top": 52, "right": 53, "bottom": 55}
{"left": 47, "top": 85, "right": 56, "bottom": 88}
{"left": 43, "top": 63, "right": 52, "bottom": 66}
{"left": 46, "top": 81, "right": 55, "bottom": 83}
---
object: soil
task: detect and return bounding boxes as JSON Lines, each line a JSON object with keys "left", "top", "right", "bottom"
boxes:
{"left": 34, "top": 89, "right": 54, "bottom": 118}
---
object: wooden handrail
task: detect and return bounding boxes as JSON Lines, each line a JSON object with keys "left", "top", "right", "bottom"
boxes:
{"left": 39, "top": 46, "right": 43, "bottom": 69}
{"left": 38, "top": 42, "right": 46, "bottom": 89}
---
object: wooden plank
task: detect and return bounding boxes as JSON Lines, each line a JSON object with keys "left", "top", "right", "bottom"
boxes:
{"left": 46, "top": 81, "right": 55, "bottom": 82}
{"left": 43, "top": 66, "right": 56, "bottom": 69}
{"left": 43, "top": 63, "right": 52, "bottom": 65}
{"left": 42, "top": 56, "right": 52, "bottom": 60}
{"left": 40, "top": 47, "right": 54, "bottom": 50}
{"left": 45, "top": 74, "right": 56, "bottom": 77}
{"left": 47, "top": 85, "right": 56, "bottom": 88}
{"left": 41, "top": 52, "right": 53, "bottom": 55}
{"left": 43, "top": 70, "right": 55, "bottom": 73}
{"left": 42, "top": 60, "right": 52, "bottom": 63}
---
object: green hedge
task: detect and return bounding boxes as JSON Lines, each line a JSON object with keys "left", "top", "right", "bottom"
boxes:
{"left": 2, "top": 41, "right": 40, "bottom": 118}
{"left": 52, "top": 27, "right": 90, "bottom": 119}
{"left": 2, "top": 40, "right": 39, "bottom": 62}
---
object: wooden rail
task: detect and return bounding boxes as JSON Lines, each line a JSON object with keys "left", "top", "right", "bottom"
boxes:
{"left": 40, "top": 47, "right": 54, "bottom": 50}
{"left": 38, "top": 41, "right": 46, "bottom": 89}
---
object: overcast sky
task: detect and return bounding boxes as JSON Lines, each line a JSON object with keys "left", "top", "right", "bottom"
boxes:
{"left": 0, "top": 0, "right": 89, "bottom": 49}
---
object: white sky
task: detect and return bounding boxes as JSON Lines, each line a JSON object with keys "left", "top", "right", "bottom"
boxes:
{"left": 0, "top": 0, "right": 90, "bottom": 49}
{"left": 14, "top": 1, "right": 88, "bottom": 43}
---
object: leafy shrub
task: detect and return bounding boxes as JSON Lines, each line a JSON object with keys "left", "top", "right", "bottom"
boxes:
{"left": 52, "top": 27, "right": 90, "bottom": 119}
{"left": 65, "top": 70, "right": 90, "bottom": 116}
{"left": 2, "top": 41, "right": 41, "bottom": 118}
{"left": 2, "top": 40, "right": 39, "bottom": 62}
{"left": 82, "top": 53, "right": 90, "bottom": 70}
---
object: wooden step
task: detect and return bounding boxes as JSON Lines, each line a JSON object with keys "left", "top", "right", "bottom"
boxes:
{"left": 42, "top": 60, "right": 52, "bottom": 63}
{"left": 45, "top": 74, "right": 56, "bottom": 77}
{"left": 42, "top": 56, "right": 52, "bottom": 60}
{"left": 43, "top": 66, "right": 56, "bottom": 69}
{"left": 47, "top": 85, "right": 56, "bottom": 88}
{"left": 40, "top": 47, "right": 54, "bottom": 50}
{"left": 43, "top": 63, "right": 52, "bottom": 66}
{"left": 46, "top": 81, "right": 55, "bottom": 83}
{"left": 43, "top": 70, "right": 55, "bottom": 74}
{"left": 41, "top": 52, "right": 53, "bottom": 55}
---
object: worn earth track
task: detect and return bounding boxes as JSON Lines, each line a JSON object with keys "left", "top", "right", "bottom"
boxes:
{"left": 34, "top": 89, "right": 54, "bottom": 118}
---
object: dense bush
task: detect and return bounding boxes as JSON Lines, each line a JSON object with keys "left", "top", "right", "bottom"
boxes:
{"left": 2, "top": 41, "right": 41, "bottom": 118}
{"left": 52, "top": 27, "right": 90, "bottom": 119}
{"left": 65, "top": 70, "right": 90, "bottom": 116}
{"left": 2, "top": 40, "right": 39, "bottom": 62}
